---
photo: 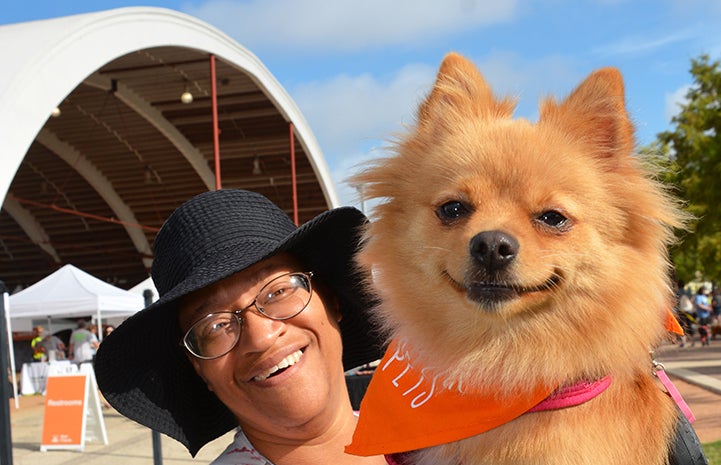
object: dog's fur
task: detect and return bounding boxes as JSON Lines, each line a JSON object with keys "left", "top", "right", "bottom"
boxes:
{"left": 352, "top": 53, "right": 688, "bottom": 464}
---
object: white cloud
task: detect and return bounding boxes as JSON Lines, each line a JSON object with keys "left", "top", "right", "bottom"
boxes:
{"left": 287, "top": 62, "right": 436, "bottom": 206}
{"left": 183, "top": 0, "right": 518, "bottom": 52}
{"left": 286, "top": 52, "right": 582, "bottom": 207}
{"left": 593, "top": 30, "right": 694, "bottom": 57}
{"left": 291, "top": 63, "right": 436, "bottom": 155}
{"left": 469, "top": 51, "right": 580, "bottom": 119}
{"left": 665, "top": 84, "right": 690, "bottom": 122}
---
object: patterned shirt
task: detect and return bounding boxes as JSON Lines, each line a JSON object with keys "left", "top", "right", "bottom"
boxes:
{"left": 210, "top": 429, "right": 271, "bottom": 465}
{"left": 210, "top": 428, "right": 393, "bottom": 465}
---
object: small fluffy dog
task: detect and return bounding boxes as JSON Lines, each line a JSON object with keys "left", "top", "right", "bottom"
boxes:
{"left": 349, "top": 53, "right": 689, "bottom": 465}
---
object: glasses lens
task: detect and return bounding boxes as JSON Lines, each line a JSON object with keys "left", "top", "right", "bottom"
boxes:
{"left": 182, "top": 272, "right": 312, "bottom": 359}
{"left": 184, "top": 312, "right": 241, "bottom": 359}
{"left": 256, "top": 272, "right": 312, "bottom": 320}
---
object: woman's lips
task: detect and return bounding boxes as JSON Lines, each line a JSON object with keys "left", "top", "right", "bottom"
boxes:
{"left": 252, "top": 349, "right": 303, "bottom": 382}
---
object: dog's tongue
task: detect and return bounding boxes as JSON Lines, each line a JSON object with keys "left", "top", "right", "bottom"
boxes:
{"left": 346, "top": 340, "right": 555, "bottom": 456}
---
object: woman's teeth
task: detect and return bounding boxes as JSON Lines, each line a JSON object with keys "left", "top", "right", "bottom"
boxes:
{"left": 253, "top": 350, "right": 303, "bottom": 381}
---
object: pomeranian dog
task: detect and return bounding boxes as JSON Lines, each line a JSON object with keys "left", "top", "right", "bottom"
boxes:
{"left": 348, "top": 53, "right": 689, "bottom": 464}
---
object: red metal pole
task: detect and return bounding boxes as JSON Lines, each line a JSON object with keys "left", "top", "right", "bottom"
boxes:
{"left": 290, "top": 122, "right": 298, "bottom": 225}
{"left": 210, "top": 54, "right": 221, "bottom": 190}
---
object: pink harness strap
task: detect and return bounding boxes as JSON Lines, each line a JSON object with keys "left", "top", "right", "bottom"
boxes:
{"left": 529, "top": 375, "right": 612, "bottom": 412}
{"left": 655, "top": 367, "right": 696, "bottom": 423}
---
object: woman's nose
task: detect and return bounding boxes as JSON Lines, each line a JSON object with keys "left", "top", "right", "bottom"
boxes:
{"left": 235, "top": 310, "right": 284, "bottom": 353}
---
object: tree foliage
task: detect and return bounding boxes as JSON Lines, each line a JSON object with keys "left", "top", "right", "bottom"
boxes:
{"left": 657, "top": 54, "right": 721, "bottom": 283}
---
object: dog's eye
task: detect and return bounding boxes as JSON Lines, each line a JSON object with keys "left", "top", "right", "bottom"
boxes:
{"left": 537, "top": 210, "right": 568, "bottom": 228}
{"left": 436, "top": 201, "right": 471, "bottom": 223}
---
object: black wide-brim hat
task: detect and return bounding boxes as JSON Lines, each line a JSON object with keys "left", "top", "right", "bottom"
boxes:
{"left": 95, "top": 189, "right": 383, "bottom": 456}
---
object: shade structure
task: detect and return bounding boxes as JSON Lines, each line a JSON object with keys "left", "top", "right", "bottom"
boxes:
{"left": 0, "top": 7, "right": 338, "bottom": 292}
{"left": 9, "top": 264, "right": 144, "bottom": 320}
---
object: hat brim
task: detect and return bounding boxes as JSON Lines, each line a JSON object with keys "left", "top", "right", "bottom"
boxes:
{"left": 95, "top": 207, "right": 384, "bottom": 456}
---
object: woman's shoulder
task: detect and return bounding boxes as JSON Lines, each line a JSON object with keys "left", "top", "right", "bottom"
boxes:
{"left": 209, "top": 429, "right": 272, "bottom": 465}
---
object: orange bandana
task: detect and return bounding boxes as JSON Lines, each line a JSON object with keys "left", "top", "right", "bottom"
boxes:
{"left": 347, "top": 311, "right": 683, "bottom": 457}
{"left": 346, "top": 340, "right": 555, "bottom": 456}
{"left": 665, "top": 308, "right": 684, "bottom": 336}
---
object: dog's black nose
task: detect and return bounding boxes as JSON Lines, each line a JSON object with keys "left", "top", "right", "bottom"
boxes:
{"left": 470, "top": 231, "right": 519, "bottom": 271}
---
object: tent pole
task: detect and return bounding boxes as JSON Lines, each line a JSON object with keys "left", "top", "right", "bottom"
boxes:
{"left": 142, "top": 289, "right": 163, "bottom": 465}
{"left": 0, "top": 283, "right": 15, "bottom": 464}
{"left": 96, "top": 308, "right": 102, "bottom": 343}
{"left": 4, "top": 292, "right": 19, "bottom": 408}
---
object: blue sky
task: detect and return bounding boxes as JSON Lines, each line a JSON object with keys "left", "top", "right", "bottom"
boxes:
{"left": 4, "top": 0, "right": 721, "bottom": 207}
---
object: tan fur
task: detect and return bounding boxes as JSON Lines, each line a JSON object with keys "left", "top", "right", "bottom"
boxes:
{"left": 351, "top": 53, "right": 688, "bottom": 465}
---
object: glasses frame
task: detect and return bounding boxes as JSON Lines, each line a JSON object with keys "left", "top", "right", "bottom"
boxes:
{"left": 181, "top": 271, "right": 314, "bottom": 360}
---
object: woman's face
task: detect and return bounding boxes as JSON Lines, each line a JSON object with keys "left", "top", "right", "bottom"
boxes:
{"left": 178, "top": 253, "right": 347, "bottom": 440}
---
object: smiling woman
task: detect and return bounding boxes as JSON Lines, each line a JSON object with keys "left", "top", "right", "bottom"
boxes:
{"left": 94, "top": 189, "right": 387, "bottom": 465}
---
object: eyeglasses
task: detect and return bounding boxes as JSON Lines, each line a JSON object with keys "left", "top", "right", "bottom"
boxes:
{"left": 182, "top": 271, "right": 314, "bottom": 360}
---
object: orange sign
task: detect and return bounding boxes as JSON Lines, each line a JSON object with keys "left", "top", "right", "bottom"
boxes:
{"left": 41, "top": 374, "right": 87, "bottom": 450}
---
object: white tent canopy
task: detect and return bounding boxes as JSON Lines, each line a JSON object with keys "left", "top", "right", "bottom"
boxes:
{"left": 5, "top": 264, "right": 144, "bottom": 405}
{"left": 9, "top": 264, "right": 144, "bottom": 320}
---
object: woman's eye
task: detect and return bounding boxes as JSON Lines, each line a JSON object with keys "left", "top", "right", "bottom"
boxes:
{"left": 436, "top": 201, "right": 471, "bottom": 223}
{"left": 537, "top": 210, "right": 568, "bottom": 228}
{"left": 266, "top": 287, "right": 288, "bottom": 302}
{"left": 201, "top": 316, "right": 233, "bottom": 337}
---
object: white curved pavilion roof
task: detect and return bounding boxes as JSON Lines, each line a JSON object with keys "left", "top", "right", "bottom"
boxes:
{"left": 0, "top": 7, "right": 339, "bottom": 290}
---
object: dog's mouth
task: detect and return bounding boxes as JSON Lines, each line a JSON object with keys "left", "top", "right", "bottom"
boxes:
{"left": 442, "top": 270, "right": 562, "bottom": 307}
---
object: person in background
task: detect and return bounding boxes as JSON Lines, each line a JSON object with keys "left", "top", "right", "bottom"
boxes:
{"left": 68, "top": 319, "right": 99, "bottom": 364}
{"left": 711, "top": 289, "right": 721, "bottom": 325}
{"left": 37, "top": 331, "right": 67, "bottom": 361}
{"left": 694, "top": 286, "right": 712, "bottom": 346}
{"left": 103, "top": 325, "right": 115, "bottom": 339}
{"left": 88, "top": 323, "right": 100, "bottom": 357}
{"left": 30, "top": 326, "right": 45, "bottom": 361}
{"left": 95, "top": 189, "right": 386, "bottom": 465}
{"left": 675, "top": 280, "right": 695, "bottom": 348}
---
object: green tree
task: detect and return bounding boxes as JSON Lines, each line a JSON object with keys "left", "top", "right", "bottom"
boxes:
{"left": 657, "top": 54, "right": 721, "bottom": 283}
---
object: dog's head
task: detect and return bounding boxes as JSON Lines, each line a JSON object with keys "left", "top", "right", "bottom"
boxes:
{"left": 352, "top": 53, "right": 687, "bottom": 386}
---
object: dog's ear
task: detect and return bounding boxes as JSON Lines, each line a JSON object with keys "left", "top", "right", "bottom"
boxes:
{"left": 540, "top": 68, "right": 635, "bottom": 160}
{"left": 417, "top": 52, "right": 515, "bottom": 130}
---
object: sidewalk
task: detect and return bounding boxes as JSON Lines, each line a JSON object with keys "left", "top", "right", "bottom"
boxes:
{"left": 654, "top": 340, "right": 721, "bottom": 444}
{"left": 8, "top": 341, "right": 721, "bottom": 464}
{"left": 9, "top": 394, "right": 235, "bottom": 464}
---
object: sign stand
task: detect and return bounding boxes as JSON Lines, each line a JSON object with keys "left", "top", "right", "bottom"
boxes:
{"left": 40, "top": 363, "right": 108, "bottom": 451}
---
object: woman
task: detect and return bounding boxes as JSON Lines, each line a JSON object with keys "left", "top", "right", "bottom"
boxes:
{"left": 95, "top": 189, "right": 386, "bottom": 464}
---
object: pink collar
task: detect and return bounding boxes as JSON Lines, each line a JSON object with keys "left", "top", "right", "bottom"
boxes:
{"left": 529, "top": 375, "right": 612, "bottom": 412}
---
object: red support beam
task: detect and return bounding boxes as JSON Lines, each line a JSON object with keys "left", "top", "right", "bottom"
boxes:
{"left": 289, "top": 122, "right": 298, "bottom": 225}
{"left": 210, "top": 54, "right": 221, "bottom": 190}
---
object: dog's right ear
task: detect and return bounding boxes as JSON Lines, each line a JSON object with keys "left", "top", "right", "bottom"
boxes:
{"left": 417, "top": 52, "right": 515, "bottom": 130}
{"left": 540, "top": 67, "right": 635, "bottom": 161}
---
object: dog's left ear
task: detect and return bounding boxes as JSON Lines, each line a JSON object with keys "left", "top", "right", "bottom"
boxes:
{"left": 540, "top": 67, "right": 635, "bottom": 160}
